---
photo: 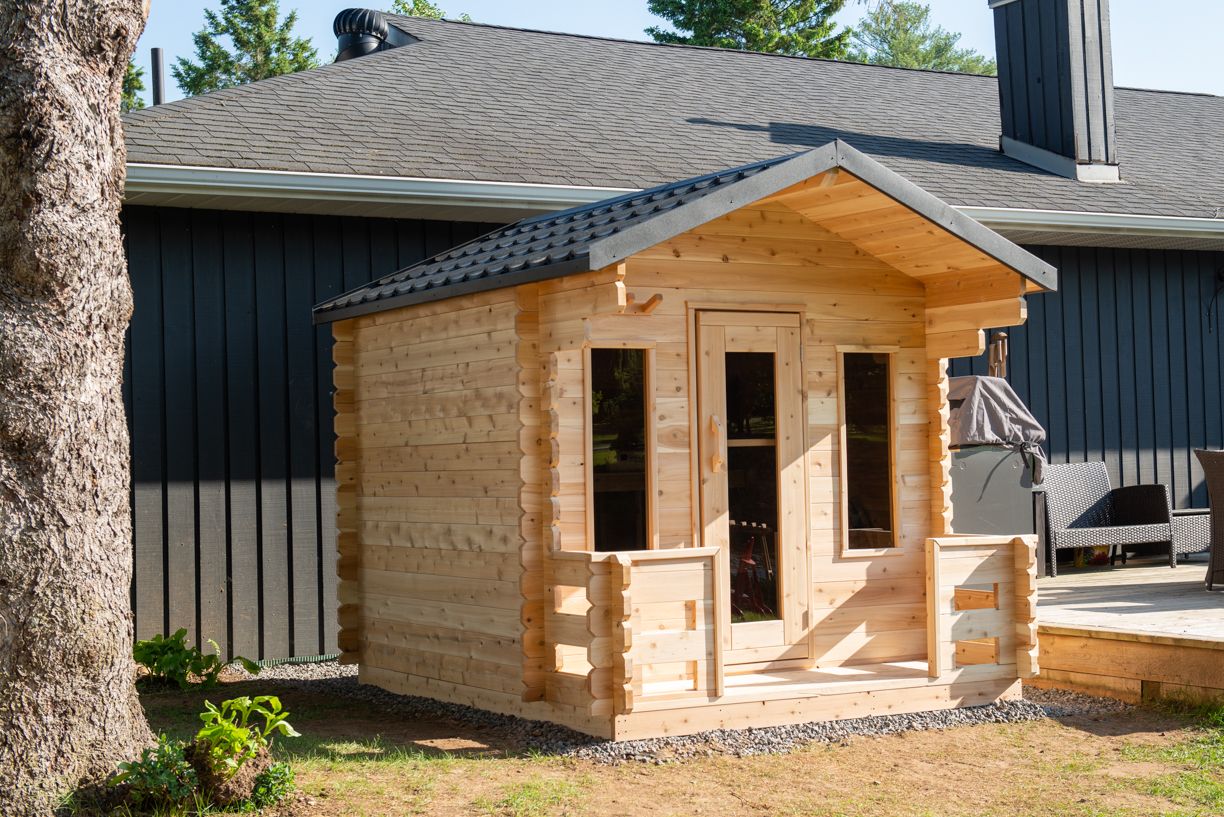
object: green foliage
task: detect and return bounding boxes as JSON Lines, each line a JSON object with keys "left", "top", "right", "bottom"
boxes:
{"left": 248, "top": 762, "right": 295, "bottom": 810}
{"left": 196, "top": 696, "right": 300, "bottom": 775}
{"left": 110, "top": 735, "right": 198, "bottom": 807}
{"left": 133, "top": 628, "right": 259, "bottom": 689}
{"left": 848, "top": 0, "right": 996, "bottom": 74}
{"left": 646, "top": 0, "right": 851, "bottom": 59}
{"left": 390, "top": 0, "right": 472, "bottom": 21}
{"left": 122, "top": 61, "right": 146, "bottom": 113}
{"left": 172, "top": 0, "right": 320, "bottom": 97}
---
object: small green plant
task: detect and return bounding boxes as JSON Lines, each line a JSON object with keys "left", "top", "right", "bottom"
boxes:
{"left": 248, "top": 762, "right": 295, "bottom": 810}
{"left": 196, "top": 695, "right": 300, "bottom": 776}
{"left": 110, "top": 735, "right": 198, "bottom": 807}
{"left": 133, "top": 628, "right": 259, "bottom": 689}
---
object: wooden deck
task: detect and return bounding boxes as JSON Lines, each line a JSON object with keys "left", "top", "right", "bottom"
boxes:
{"left": 1034, "top": 557, "right": 1224, "bottom": 704}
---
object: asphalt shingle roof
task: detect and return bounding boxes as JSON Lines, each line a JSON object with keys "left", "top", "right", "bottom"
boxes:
{"left": 312, "top": 141, "right": 1058, "bottom": 323}
{"left": 123, "top": 16, "right": 1224, "bottom": 220}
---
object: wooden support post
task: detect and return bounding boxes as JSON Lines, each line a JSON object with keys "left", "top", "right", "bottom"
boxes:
{"left": 927, "top": 358, "right": 953, "bottom": 536}
{"left": 332, "top": 319, "right": 361, "bottom": 666}
{"left": 516, "top": 285, "right": 549, "bottom": 701}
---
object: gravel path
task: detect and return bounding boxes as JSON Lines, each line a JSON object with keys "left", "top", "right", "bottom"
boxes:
{"left": 224, "top": 659, "right": 1132, "bottom": 764}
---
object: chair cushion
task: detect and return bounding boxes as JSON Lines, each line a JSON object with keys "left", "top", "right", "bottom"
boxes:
{"left": 1052, "top": 523, "right": 1172, "bottom": 549}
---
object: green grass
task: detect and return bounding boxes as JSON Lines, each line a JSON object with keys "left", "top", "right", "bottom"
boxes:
{"left": 474, "top": 777, "right": 584, "bottom": 817}
{"left": 1118, "top": 702, "right": 1224, "bottom": 815}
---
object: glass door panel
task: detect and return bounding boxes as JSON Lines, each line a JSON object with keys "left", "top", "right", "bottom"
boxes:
{"left": 696, "top": 311, "right": 808, "bottom": 666}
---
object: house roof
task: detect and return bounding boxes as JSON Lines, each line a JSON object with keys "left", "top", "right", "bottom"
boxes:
{"left": 312, "top": 141, "right": 1057, "bottom": 324}
{"left": 123, "top": 17, "right": 1224, "bottom": 222}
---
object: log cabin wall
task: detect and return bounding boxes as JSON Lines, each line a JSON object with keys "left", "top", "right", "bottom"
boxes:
{"left": 538, "top": 204, "right": 936, "bottom": 669}
{"left": 341, "top": 288, "right": 531, "bottom": 715}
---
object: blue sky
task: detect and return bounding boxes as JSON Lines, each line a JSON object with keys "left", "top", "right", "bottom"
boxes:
{"left": 135, "top": 0, "right": 1224, "bottom": 105}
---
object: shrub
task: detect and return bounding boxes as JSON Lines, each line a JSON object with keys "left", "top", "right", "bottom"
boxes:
{"left": 248, "top": 762, "right": 295, "bottom": 810}
{"left": 133, "top": 628, "right": 259, "bottom": 689}
{"left": 195, "top": 695, "right": 301, "bottom": 776}
{"left": 110, "top": 735, "right": 198, "bottom": 807}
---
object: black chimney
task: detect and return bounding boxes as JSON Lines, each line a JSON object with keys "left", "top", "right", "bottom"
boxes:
{"left": 990, "top": 0, "right": 1120, "bottom": 182}
{"left": 151, "top": 47, "right": 166, "bottom": 105}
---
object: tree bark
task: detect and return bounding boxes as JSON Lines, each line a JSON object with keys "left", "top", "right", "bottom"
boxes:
{"left": 0, "top": 1, "right": 151, "bottom": 813}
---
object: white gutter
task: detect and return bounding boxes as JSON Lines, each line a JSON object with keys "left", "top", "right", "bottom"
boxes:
{"left": 958, "top": 206, "right": 1224, "bottom": 240}
{"left": 124, "top": 163, "right": 633, "bottom": 212}
{"left": 126, "top": 163, "right": 1224, "bottom": 239}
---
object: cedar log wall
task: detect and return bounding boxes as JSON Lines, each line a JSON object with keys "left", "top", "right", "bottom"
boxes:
{"left": 122, "top": 206, "right": 495, "bottom": 659}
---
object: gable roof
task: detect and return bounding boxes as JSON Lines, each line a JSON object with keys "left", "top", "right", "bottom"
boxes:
{"left": 123, "top": 17, "right": 1224, "bottom": 223}
{"left": 312, "top": 141, "right": 1057, "bottom": 324}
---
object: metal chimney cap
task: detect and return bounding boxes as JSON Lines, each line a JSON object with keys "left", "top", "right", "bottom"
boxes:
{"left": 334, "top": 8, "right": 389, "bottom": 39}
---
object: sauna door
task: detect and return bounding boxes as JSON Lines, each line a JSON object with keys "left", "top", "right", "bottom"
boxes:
{"left": 696, "top": 310, "right": 809, "bottom": 666}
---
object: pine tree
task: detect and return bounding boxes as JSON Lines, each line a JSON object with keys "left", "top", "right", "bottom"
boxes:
{"left": 122, "top": 60, "right": 145, "bottom": 112}
{"left": 389, "top": 0, "right": 471, "bottom": 20}
{"left": 646, "top": 0, "right": 851, "bottom": 60}
{"left": 849, "top": 0, "right": 995, "bottom": 74}
{"left": 172, "top": 0, "right": 320, "bottom": 97}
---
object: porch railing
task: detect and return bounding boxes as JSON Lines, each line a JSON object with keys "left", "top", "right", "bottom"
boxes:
{"left": 925, "top": 534, "right": 1039, "bottom": 679}
{"left": 545, "top": 547, "right": 721, "bottom": 716}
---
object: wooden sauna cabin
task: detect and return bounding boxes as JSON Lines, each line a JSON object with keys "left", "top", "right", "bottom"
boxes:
{"left": 313, "top": 141, "right": 1053, "bottom": 740}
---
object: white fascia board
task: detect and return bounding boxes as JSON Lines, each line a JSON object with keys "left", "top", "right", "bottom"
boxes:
{"left": 959, "top": 206, "right": 1224, "bottom": 240}
{"left": 125, "top": 163, "right": 633, "bottom": 211}
{"left": 126, "top": 163, "right": 1224, "bottom": 240}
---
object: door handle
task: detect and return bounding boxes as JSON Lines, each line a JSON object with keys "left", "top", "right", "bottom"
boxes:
{"left": 710, "top": 414, "right": 727, "bottom": 473}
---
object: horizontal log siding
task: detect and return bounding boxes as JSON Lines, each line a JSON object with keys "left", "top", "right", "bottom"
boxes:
{"left": 123, "top": 205, "right": 495, "bottom": 659}
{"left": 952, "top": 245, "right": 1224, "bottom": 509}
{"left": 348, "top": 289, "right": 527, "bottom": 709}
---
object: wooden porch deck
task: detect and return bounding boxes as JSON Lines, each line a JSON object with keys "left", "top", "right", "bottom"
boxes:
{"left": 1035, "top": 557, "right": 1224, "bottom": 703}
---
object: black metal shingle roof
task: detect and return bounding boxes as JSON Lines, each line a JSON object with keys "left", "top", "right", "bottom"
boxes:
{"left": 313, "top": 141, "right": 1058, "bottom": 322}
{"left": 123, "top": 16, "right": 1224, "bottom": 220}
{"left": 313, "top": 153, "right": 797, "bottom": 321}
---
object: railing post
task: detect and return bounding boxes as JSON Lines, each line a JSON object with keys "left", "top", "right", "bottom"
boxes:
{"left": 609, "top": 555, "right": 634, "bottom": 715}
{"left": 1013, "top": 535, "right": 1040, "bottom": 678}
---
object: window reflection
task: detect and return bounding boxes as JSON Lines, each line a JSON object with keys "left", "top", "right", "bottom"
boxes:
{"left": 591, "top": 348, "right": 648, "bottom": 551}
{"left": 843, "top": 353, "right": 894, "bottom": 549}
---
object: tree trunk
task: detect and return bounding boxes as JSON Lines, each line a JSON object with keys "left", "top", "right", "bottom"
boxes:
{"left": 0, "top": 1, "right": 151, "bottom": 813}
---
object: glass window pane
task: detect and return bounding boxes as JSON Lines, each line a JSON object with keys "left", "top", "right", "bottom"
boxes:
{"left": 725, "top": 351, "right": 780, "bottom": 622}
{"left": 726, "top": 352, "right": 776, "bottom": 439}
{"left": 591, "top": 348, "right": 648, "bottom": 551}
{"left": 843, "top": 353, "right": 894, "bottom": 549}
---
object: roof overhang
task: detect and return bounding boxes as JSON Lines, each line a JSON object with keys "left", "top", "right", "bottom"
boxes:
{"left": 126, "top": 162, "right": 1224, "bottom": 251}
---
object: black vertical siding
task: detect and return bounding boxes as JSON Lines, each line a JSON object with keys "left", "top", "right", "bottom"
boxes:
{"left": 952, "top": 245, "right": 1224, "bottom": 510}
{"left": 123, "top": 206, "right": 498, "bottom": 659}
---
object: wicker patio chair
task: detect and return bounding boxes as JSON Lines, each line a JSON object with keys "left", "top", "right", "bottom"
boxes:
{"left": 1192, "top": 450, "right": 1224, "bottom": 591}
{"left": 1040, "top": 462, "right": 1173, "bottom": 577}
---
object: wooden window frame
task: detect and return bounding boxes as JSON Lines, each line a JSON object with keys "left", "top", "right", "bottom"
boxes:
{"left": 583, "top": 341, "right": 659, "bottom": 551}
{"left": 835, "top": 345, "right": 902, "bottom": 559}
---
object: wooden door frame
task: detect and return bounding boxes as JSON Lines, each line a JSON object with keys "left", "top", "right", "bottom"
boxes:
{"left": 688, "top": 304, "right": 811, "bottom": 668}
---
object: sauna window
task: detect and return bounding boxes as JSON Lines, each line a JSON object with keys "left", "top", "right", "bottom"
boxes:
{"left": 842, "top": 352, "right": 895, "bottom": 550}
{"left": 590, "top": 348, "right": 649, "bottom": 551}
{"left": 726, "top": 352, "right": 781, "bottom": 622}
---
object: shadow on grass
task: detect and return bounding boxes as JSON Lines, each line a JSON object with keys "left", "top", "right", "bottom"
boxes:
{"left": 141, "top": 677, "right": 527, "bottom": 765}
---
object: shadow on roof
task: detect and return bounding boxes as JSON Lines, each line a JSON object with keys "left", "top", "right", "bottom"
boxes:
{"left": 687, "top": 118, "right": 1049, "bottom": 176}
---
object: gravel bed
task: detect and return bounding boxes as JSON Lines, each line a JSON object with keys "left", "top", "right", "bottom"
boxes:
{"left": 227, "top": 659, "right": 1101, "bottom": 764}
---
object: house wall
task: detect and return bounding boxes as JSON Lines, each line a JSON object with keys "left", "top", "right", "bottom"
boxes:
{"left": 952, "top": 245, "right": 1224, "bottom": 509}
{"left": 122, "top": 205, "right": 495, "bottom": 659}
{"left": 537, "top": 205, "right": 937, "bottom": 669}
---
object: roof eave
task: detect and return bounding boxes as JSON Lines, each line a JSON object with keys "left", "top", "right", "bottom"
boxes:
{"left": 312, "top": 254, "right": 592, "bottom": 324}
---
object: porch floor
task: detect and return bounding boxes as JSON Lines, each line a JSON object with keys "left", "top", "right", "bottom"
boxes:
{"left": 1038, "top": 557, "right": 1224, "bottom": 642}
{"left": 1034, "top": 556, "right": 1224, "bottom": 703}
{"left": 635, "top": 661, "right": 934, "bottom": 711}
